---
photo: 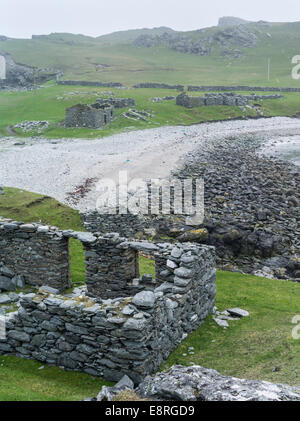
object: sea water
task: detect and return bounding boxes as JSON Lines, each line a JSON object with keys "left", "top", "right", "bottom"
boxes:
{"left": 262, "top": 134, "right": 300, "bottom": 166}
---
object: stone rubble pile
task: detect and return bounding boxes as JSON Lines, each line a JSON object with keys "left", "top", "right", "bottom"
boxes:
{"left": 13, "top": 120, "right": 49, "bottom": 133}
{"left": 122, "top": 109, "right": 154, "bottom": 122}
{"left": 213, "top": 306, "right": 249, "bottom": 328}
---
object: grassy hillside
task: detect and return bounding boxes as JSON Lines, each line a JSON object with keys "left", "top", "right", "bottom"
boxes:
{"left": 1, "top": 21, "right": 300, "bottom": 86}
{"left": 1, "top": 83, "right": 300, "bottom": 138}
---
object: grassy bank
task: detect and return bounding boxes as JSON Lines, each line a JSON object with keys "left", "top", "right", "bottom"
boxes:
{"left": 1, "top": 187, "right": 300, "bottom": 400}
{"left": 1, "top": 84, "right": 300, "bottom": 138}
{"left": 0, "top": 356, "right": 112, "bottom": 401}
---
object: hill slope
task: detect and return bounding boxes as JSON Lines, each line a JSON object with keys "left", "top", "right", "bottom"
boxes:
{"left": 0, "top": 20, "right": 300, "bottom": 86}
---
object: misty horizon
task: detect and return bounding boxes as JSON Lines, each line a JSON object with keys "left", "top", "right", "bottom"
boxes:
{"left": 2, "top": 0, "right": 300, "bottom": 39}
{"left": 3, "top": 17, "right": 300, "bottom": 41}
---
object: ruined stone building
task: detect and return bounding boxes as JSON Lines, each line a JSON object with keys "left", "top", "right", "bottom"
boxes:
{"left": 0, "top": 217, "right": 216, "bottom": 383}
{"left": 65, "top": 103, "right": 114, "bottom": 129}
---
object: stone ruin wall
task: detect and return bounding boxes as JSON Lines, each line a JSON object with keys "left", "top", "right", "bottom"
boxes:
{"left": 133, "top": 82, "right": 184, "bottom": 90}
{"left": 187, "top": 85, "right": 300, "bottom": 92}
{"left": 176, "top": 92, "right": 284, "bottom": 108}
{"left": 81, "top": 211, "right": 152, "bottom": 240}
{"left": 95, "top": 97, "right": 135, "bottom": 108}
{"left": 0, "top": 220, "right": 71, "bottom": 291}
{"left": 65, "top": 103, "right": 114, "bottom": 129}
{"left": 0, "top": 217, "right": 216, "bottom": 383}
{"left": 57, "top": 80, "right": 123, "bottom": 87}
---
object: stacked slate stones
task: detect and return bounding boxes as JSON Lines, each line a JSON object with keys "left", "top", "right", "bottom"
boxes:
{"left": 0, "top": 218, "right": 71, "bottom": 291}
{"left": 187, "top": 85, "right": 297, "bottom": 93}
{"left": 0, "top": 265, "right": 25, "bottom": 292}
{"left": 95, "top": 97, "right": 135, "bottom": 108}
{"left": 176, "top": 92, "right": 283, "bottom": 108}
{"left": 0, "top": 222, "right": 216, "bottom": 383}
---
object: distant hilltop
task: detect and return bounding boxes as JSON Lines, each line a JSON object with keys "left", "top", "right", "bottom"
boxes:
{"left": 218, "top": 17, "right": 252, "bottom": 27}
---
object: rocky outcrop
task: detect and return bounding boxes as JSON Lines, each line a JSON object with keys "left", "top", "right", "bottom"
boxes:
{"left": 0, "top": 52, "right": 56, "bottom": 87}
{"left": 133, "top": 32, "right": 211, "bottom": 56}
{"left": 174, "top": 134, "right": 300, "bottom": 278}
{"left": 132, "top": 24, "right": 258, "bottom": 57}
{"left": 93, "top": 365, "right": 300, "bottom": 401}
{"left": 136, "top": 365, "right": 300, "bottom": 401}
{"left": 213, "top": 25, "right": 257, "bottom": 50}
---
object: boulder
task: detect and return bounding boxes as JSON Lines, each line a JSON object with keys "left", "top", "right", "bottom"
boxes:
{"left": 136, "top": 365, "right": 300, "bottom": 401}
{"left": 132, "top": 291, "right": 156, "bottom": 309}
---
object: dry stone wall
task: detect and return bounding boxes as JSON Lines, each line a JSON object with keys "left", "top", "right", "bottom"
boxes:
{"left": 81, "top": 211, "right": 151, "bottom": 239}
{"left": 57, "top": 80, "right": 123, "bottom": 87}
{"left": 0, "top": 218, "right": 216, "bottom": 383}
{"left": 176, "top": 92, "right": 283, "bottom": 108}
{"left": 133, "top": 82, "right": 184, "bottom": 91}
{"left": 188, "top": 85, "right": 300, "bottom": 92}
{"left": 0, "top": 219, "right": 71, "bottom": 291}
{"left": 95, "top": 97, "right": 135, "bottom": 108}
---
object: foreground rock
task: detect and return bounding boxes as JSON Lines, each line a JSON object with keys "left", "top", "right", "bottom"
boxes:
{"left": 135, "top": 365, "right": 300, "bottom": 401}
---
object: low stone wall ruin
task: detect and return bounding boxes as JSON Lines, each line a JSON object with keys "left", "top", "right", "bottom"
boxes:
{"left": 0, "top": 220, "right": 71, "bottom": 291}
{"left": 188, "top": 85, "right": 300, "bottom": 93}
{"left": 176, "top": 92, "right": 283, "bottom": 108}
{"left": 65, "top": 103, "right": 114, "bottom": 129}
{"left": 0, "top": 217, "right": 216, "bottom": 382}
{"left": 57, "top": 80, "right": 123, "bottom": 87}
{"left": 95, "top": 97, "right": 135, "bottom": 108}
{"left": 81, "top": 211, "right": 151, "bottom": 239}
{"left": 133, "top": 82, "right": 184, "bottom": 91}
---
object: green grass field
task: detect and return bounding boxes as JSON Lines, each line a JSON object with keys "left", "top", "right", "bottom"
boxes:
{"left": 1, "top": 187, "right": 300, "bottom": 400}
{"left": 0, "top": 357, "right": 112, "bottom": 401}
{"left": 1, "top": 83, "right": 300, "bottom": 138}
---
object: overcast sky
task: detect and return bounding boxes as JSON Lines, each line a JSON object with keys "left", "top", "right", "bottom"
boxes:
{"left": 2, "top": 0, "right": 300, "bottom": 38}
